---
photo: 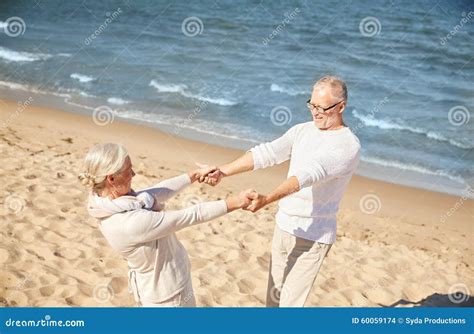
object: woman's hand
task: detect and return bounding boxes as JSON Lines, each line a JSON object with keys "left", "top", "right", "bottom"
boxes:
{"left": 188, "top": 163, "right": 219, "bottom": 183}
{"left": 225, "top": 189, "right": 258, "bottom": 212}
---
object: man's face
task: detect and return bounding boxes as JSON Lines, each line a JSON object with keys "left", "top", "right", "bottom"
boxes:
{"left": 308, "top": 85, "right": 344, "bottom": 130}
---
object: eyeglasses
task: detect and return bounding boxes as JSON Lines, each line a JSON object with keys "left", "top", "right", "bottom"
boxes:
{"left": 306, "top": 99, "right": 344, "bottom": 114}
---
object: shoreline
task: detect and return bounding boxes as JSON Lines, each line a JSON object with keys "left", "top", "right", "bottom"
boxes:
{"left": 0, "top": 84, "right": 470, "bottom": 199}
{"left": 1, "top": 98, "right": 472, "bottom": 307}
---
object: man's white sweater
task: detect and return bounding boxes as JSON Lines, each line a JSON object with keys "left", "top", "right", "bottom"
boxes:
{"left": 250, "top": 122, "right": 361, "bottom": 244}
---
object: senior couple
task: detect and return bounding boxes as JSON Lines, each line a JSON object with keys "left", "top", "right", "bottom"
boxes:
{"left": 79, "top": 75, "right": 360, "bottom": 307}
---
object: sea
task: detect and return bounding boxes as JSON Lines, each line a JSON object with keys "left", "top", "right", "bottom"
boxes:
{"left": 0, "top": 0, "right": 472, "bottom": 197}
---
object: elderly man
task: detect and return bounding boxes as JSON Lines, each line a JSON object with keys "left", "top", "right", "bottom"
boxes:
{"left": 201, "top": 75, "right": 361, "bottom": 307}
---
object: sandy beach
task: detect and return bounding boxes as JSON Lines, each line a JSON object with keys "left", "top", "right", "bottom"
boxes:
{"left": 0, "top": 98, "right": 472, "bottom": 307}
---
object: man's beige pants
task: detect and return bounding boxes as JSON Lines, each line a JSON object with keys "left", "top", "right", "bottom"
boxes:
{"left": 266, "top": 225, "right": 332, "bottom": 307}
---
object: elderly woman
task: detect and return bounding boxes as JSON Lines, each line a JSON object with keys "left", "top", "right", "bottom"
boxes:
{"left": 78, "top": 143, "right": 253, "bottom": 307}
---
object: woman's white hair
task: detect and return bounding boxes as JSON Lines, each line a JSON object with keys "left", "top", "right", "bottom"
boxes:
{"left": 78, "top": 143, "right": 128, "bottom": 194}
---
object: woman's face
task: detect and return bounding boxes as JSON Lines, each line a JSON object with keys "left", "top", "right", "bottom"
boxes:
{"left": 107, "top": 156, "right": 136, "bottom": 197}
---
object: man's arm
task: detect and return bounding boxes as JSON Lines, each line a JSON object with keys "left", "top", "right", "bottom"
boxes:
{"left": 200, "top": 124, "right": 300, "bottom": 186}
{"left": 245, "top": 176, "right": 300, "bottom": 212}
{"left": 199, "top": 151, "right": 254, "bottom": 185}
{"left": 220, "top": 151, "right": 255, "bottom": 177}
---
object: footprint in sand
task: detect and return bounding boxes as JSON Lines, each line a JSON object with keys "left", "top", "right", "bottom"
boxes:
{"left": 65, "top": 294, "right": 91, "bottom": 306}
{"left": 109, "top": 277, "right": 128, "bottom": 294}
{"left": 237, "top": 278, "right": 256, "bottom": 294}
{"left": 39, "top": 286, "right": 55, "bottom": 297}
{"left": 55, "top": 248, "right": 83, "bottom": 260}
{"left": 60, "top": 206, "right": 70, "bottom": 213}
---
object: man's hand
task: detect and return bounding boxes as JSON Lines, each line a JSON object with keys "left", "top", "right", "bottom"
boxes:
{"left": 225, "top": 188, "right": 258, "bottom": 212}
{"left": 189, "top": 163, "right": 219, "bottom": 184}
{"left": 243, "top": 192, "right": 268, "bottom": 213}
{"left": 195, "top": 162, "right": 224, "bottom": 186}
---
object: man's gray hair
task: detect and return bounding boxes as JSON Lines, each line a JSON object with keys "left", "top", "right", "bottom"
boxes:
{"left": 314, "top": 75, "right": 348, "bottom": 102}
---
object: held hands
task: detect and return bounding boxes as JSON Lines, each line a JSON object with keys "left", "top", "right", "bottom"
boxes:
{"left": 225, "top": 189, "right": 268, "bottom": 213}
{"left": 243, "top": 192, "right": 268, "bottom": 212}
{"left": 225, "top": 189, "right": 258, "bottom": 212}
{"left": 195, "top": 162, "right": 224, "bottom": 186}
{"left": 189, "top": 163, "right": 220, "bottom": 184}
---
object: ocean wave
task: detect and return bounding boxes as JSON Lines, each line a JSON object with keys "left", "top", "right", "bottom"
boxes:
{"left": 107, "top": 97, "right": 129, "bottom": 105}
{"left": 149, "top": 81, "right": 187, "bottom": 93}
{"left": 352, "top": 110, "right": 472, "bottom": 150}
{"left": 117, "top": 108, "right": 261, "bottom": 145}
{"left": 0, "top": 80, "right": 30, "bottom": 91}
{"left": 0, "top": 80, "right": 52, "bottom": 96}
{"left": 0, "top": 46, "right": 52, "bottom": 62}
{"left": 0, "top": 79, "right": 95, "bottom": 103}
{"left": 361, "top": 155, "right": 466, "bottom": 185}
{"left": 149, "top": 80, "right": 237, "bottom": 106}
{"left": 70, "top": 73, "right": 95, "bottom": 83}
{"left": 270, "top": 83, "right": 306, "bottom": 96}
{"left": 57, "top": 87, "right": 95, "bottom": 98}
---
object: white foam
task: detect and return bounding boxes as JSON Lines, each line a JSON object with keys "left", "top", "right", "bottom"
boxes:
{"left": 352, "top": 109, "right": 472, "bottom": 149}
{"left": 149, "top": 80, "right": 237, "bottom": 106}
{"left": 107, "top": 97, "right": 129, "bottom": 105}
{"left": 361, "top": 155, "right": 466, "bottom": 185}
{"left": 0, "top": 46, "right": 52, "bottom": 62}
{"left": 183, "top": 93, "right": 236, "bottom": 106}
{"left": 0, "top": 80, "right": 30, "bottom": 91}
{"left": 270, "top": 83, "right": 306, "bottom": 96}
{"left": 70, "top": 73, "right": 95, "bottom": 83}
{"left": 149, "top": 80, "right": 187, "bottom": 93}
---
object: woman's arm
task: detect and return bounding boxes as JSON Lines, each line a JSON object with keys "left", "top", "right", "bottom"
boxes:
{"left": 134, "top": 165, "right": 218, "bottom": 203}
{"left": 127, "top": 190, "right": 254, "bottom": 244}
